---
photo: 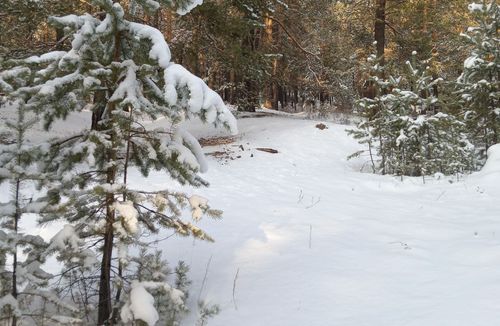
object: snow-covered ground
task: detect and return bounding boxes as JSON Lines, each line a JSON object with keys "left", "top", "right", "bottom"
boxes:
{"left": 3, "top": 112, "right": 500, "bottom": 325}
{"left": 137, "top": 116, "right": 500, "bottom": 326}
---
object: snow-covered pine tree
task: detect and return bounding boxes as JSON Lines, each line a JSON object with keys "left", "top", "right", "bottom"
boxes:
{"left": 1, "top": 0, "right": 236, "bottom": 324}
{"left": 348, "top": 49, "right": 397, "bottom": 174}
{"left": 350, "top": 51, "right": 474, "bottom": 176}
{"left": 0, "top": 97, "right": 79, "bottom": 324}
{"left": 124, "top": 249, "right": 192, "bottom": 325}
{"left": 457, "top": 1, "right": 500, "bottom": 161}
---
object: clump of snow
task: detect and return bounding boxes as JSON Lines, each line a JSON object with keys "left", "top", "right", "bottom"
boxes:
{"left": 38, "top": 71, "right": 82, "bottom": 96}
{"left": 113, "top": 201, "right": 139, "bottom": 234}
{"left": 176, "top": 0, "right": 204, "bottom": 15}
{"left": 128, "top": 22, "right": 172, "bottom": 68}
{"left": 163, "top": 64, "right": 238, "bottom": 134}
{"left": 468, "top": 2, "right": 488, "bottom": 12}
{"left": 479, "top": 144, "right": 500, "bottom": 176}
{"left": 396, "top": 129, "right": 408, "bottom": 146}
{"left": 48, "top": 225, "right": 81, "bottom": 251}
{"left": 0, "top": 294, "right": 20, "bottom": 316}
{"left": 189, "top": 195, "right": 208, "bottom": 221}
{"left": 174, "top": 128, "right": 208, "bottom": 173}
{"left": 25, "top": 51, "right": 67, "bottom": 64}
{"left": 464, "top": 55, "right": 483, "bottom": 69}
{"left": 120, "top": 281, "right": 159, "bottom": 326}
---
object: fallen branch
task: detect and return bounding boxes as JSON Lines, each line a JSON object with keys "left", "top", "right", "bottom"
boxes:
{"left": 256, "top": 147, "right": 278, "bottom": 154}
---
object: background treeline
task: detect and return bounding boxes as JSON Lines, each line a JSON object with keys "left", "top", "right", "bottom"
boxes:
{"left": 0, "top": 0, "right": 474, "bottom": 113}
{"left": 1, "top": 0, "right": 498, "bottom": 177}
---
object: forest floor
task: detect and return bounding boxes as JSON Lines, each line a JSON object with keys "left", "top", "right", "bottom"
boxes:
{"left": 5, "top": 110, "right": 500, "bottom": 325}
{"left": 159, "top": 114, "right": 500, "bottom": 326}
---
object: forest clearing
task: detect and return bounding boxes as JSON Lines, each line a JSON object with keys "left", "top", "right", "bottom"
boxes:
{"left": 1, "top": 0, "right": 498, "bottom": 325}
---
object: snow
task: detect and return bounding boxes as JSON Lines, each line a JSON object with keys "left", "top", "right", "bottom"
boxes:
{"left": 464, "top": 55, "right": 483, "bottom": 69}
{"left": 468, "top": 2, "right": 488, "bottom": 12}
{"left": 48, "top": 315, "right": 83, "bottom": 325}
{"left": 480, "top": 144, "right": 500, "bottom": 175}
{"left": 47, "top": 224, "right": 81, "bottom": 251}
{"left": 109, "top": 60, "right": 140, "bottom": 107}
{"left": 121, "top": 281, "right": 160, "bottom": 326}
{"left": 25, "top": 51, "right": 66, "bottom": 64}
{"left": 0, "top": 294, "right": 20, "bottom": 315}
{"left": 2, "top": 107, "right": 500, "bottom": 325}
{"left": 128, "top": 22, "right": 172, "bottom": 68}
{"left": 176, "top": 0, "right": 204, "bottom": 16}
{"left": 124, "top": 115, "right": 500, "bottom": 326}
{"left": 189, "top": 195, "right": 208, "bottom": 221}
{"left": 174, "top": 127, "right": 209, "bottom": 173}
{"left": 38, "top": 70, "right": 82, "bottom": 96}
{"left": 396, "top": 129, "right": 408, "bottom": 146}
{"left": 113, "top": 201, "right": 140, "bottom": 234}
{"left": 163, "top": 64, "right": 238, "bottom": 134}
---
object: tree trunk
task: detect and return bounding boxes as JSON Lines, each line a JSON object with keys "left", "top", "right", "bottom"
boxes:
{"left": 97, "top": 30, "right": 121, "bottom": 325}
{"left": 374, "top": 0, "right": 386, "bottom": 66}
{"left": 11, "top": 178, "right": 20, "bottom": 326}
{"left": 97, "top": 211, "right": 114, "bottom": 325}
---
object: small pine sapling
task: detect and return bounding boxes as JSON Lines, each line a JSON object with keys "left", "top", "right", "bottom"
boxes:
{"left": 0, "top": 98, "right": 78, "bottom": 323}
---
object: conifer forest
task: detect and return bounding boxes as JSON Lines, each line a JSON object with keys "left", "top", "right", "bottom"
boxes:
{"left": 0, "top": 0, "right": 499, "bottom": 325}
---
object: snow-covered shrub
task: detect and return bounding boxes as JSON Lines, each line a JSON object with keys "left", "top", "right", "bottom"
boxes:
{"left": 349, "top": 51, "right": 474, "bottom": 176}
{"left": 457, "top": 1, "right": 500, "bottom": 161}
{"left": 120, "top": 250, "right": 219, "bottom": 326}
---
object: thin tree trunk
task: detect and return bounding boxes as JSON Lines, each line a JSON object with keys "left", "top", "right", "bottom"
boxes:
{"left": 374, "top": 0, "right": 386, "bottom": 66}
{"left": 11, "top": 178, "right": 20, "bottom": 326}
{"left": 97, "top": 29, "right": 121, "bottom": 325}
{"left": 110, "top": 107, "right": 133, "bottom": 324}
{"left": 97, "top": 203, "right": 115, "bottom": 325}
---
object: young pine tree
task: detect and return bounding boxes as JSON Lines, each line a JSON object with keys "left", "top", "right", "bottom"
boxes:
{"left": 0, "top": 97, "right": 78, "bottom": 324}
{"left": 457, "top": 1, "right": 500, "bottom": 160}
{"left": 350, "top": 51, "right": 474, "bottom": 176}
{"left": 1, "top": 0, "right": 236, "bottom": 324}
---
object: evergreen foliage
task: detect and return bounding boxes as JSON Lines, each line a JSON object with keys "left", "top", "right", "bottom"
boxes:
{"left": 457, "top": 0, "right": 500, "bottom": 160}
{"left": 1, "top": 0, "right": 236, "bottom": 324}
{"left": 0, "top": 98, "right": 78, "bottom": 324}
{"left": 349, "top": 50, "right": 475, "bottom": 176}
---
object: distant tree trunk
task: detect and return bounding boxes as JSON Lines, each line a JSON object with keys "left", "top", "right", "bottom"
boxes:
{"left": 263, "top": 17, "right": 280, "bottom": 110}
{"left": 163, "top": 10, "right": 174, "bottom": 40}
{"left": 229, "top": 69, "right": 235, "bottom": 103}
{"left": 271, "top": 59, "right": 279, "bottom": 110}
{"left": 239, "top": 29, "right": 261, "bottom": 112}
{"left": 55, "top": 28, "right": 65, "bottom": 50}
{"left": 374, "top": 0, "right": 386, "bottom": 66}
{"left": 263, "top": 17, "right": 273, "bottom": 109}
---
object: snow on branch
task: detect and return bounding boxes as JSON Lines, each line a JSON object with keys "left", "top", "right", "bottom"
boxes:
{"left": 120, "top": 280, "right": 184, "bottom": 326}
{"left": 176, "top": 0, "right": 204, "bottom": 15}
{"left": 164, "top": 64, "right": 237, "bottom": 133}
{"left": 128, "top": 22, "right": 172, "bottom": 68}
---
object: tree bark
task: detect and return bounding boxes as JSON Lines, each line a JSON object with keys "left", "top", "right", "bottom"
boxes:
{"left": 374, "top": 0, "right": 386, "bottom": 66}
{"left": 11, "top": 178, "right": 20, "bottom": 326}
{"left": 97, "top": 29, "right": 121, "bottom": 325}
